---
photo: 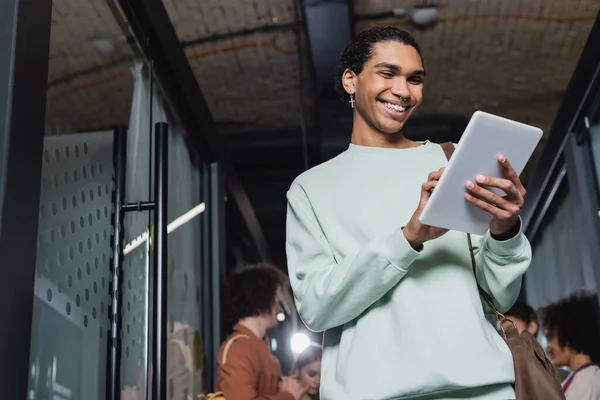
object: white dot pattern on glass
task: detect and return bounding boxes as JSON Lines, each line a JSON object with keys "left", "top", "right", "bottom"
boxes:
{"left": 120, "top": 209, "right": 150, "bottom": 387}
{"left": 34, "top": 132, "right": 115, "bottom": 356}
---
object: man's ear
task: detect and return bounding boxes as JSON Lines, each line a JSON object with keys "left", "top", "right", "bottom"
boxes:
{"left": 341, "top": 68, "right": 357, "bottom": 96}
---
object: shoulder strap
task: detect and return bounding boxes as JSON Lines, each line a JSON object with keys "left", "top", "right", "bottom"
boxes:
{"left": 440, "top": 141, "right": 455, "bottom": 160}
{"left": 221, "top": 334, "right": 249, "bottom": 365}
{"left": 441, "top": 142, "right": 505, "bottom": 323}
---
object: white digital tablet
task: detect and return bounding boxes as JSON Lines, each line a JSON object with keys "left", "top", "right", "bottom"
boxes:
{"left": 419, "top": 111, "right": 543, "bottom": 235}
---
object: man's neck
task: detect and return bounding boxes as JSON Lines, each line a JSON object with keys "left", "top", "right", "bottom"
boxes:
{"left": 350, "top": 115, "right": 418, "bottom": 149}
{"left": 569, "top": 353, "right": 593, "bottom": 372}
{"left": 239, "top": 317, "right": 267, "bottom": 340}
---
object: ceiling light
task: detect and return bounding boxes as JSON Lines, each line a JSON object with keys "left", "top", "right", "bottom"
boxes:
{"left": 410, "top": 5, "right": 439, "bottom": 27}
{"left": 290, "top": 333, "right": 311, "bottom": 354}
{"left": 92, "top": 38, "right": 116, "bottom": 54}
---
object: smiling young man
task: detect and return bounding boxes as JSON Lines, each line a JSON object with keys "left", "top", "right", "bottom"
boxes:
{"left": 285, "top": 27, "right": 532, "bottom": 399}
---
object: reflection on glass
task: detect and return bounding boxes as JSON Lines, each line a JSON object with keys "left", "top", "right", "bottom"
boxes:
{"left": 45, "top": 2, "right": 137, "bottom": 134}
{"left": 166, "top": 124, "right": 206, "bottom": 398}
{"left": 28, "top": 1, "right": 147, "bottom": 399}
{"left": 129, "top": 61, "right": 207, "bottom": 398}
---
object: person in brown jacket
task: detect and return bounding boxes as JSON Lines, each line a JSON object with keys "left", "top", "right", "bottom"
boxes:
{"left": 215, "top": 263, "right": 307, "bottom": 400}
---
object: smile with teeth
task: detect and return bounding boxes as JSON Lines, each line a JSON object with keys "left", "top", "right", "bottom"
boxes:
{"left": 382, "top": 101, "right": 407, "bottom": 112}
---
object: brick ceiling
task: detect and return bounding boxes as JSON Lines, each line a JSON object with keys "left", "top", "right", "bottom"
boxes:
{"left": 45, "top": 0, "right": 598, "bottom": 148}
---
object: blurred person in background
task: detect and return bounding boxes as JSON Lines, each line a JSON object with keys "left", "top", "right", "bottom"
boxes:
{"left": 215, "top": 263, "right": 307, "bottom": 400}
{"left": 502, "top": 302, "right": 539, "bottom": 336}
{"left": 290, "top": 343, "right": 322, "bottom": 400}
{"left": 502, "top": 301, "right": 569, "bottom": 382}
{"left": 539, "top": 292, "right": 600, "bottom": 399}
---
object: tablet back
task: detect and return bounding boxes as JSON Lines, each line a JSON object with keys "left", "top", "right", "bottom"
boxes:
{"left": 419, "top": 111, "right": 543, "bottom": 235}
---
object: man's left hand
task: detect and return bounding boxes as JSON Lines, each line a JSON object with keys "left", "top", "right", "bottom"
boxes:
{"left": 464, "top": 154, "right": 526, "bottom": 237}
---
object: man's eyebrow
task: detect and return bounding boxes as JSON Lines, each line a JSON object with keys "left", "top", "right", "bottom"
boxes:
{"left": 373, "top": 62, "right": 426, "bottom": 76}
{"left": 374, "top": 62, "right": 400, "bottom": 70}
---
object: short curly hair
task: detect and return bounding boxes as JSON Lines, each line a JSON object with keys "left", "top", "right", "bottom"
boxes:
{"left": 538, "top": 292, "right": 600, "bottom": 362}
{"left": 228, "top": 263, "right": 288, "bottom": 323}
{"left": 335, "top": 25, "right": 423, "bottom": 103}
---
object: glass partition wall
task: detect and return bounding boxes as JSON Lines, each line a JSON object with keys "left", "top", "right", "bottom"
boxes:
{"left": 24, "top": 2, "right": 210, "bottom": 400}
{"left": 28, "top": 1, "right": 143, "bottom": 398}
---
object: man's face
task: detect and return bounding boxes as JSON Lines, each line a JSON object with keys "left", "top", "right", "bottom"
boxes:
{"left": 347, "top": 41, "right": 425, "bottom": 135}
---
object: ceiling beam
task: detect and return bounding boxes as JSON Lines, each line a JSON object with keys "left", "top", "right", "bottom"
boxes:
{"left": 302, "top": 0, "right": 354, "bottom": 93}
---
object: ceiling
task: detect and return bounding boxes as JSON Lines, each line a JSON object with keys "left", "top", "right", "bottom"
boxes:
{"left": 355, "top": 0, "right": 598, "bottom": 136}
{"left": 43, "top": 0, "right": 599, "bottom": 267}
{"left": 45, "top": 0, "right": 598, "bottom": 132}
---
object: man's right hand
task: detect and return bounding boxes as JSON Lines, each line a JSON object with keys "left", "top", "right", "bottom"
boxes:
{"left": 402, "top": 168, "right": 449, "bottom": 249}
{"left": 280, "top": 376, "right": 308, "bottom": 400}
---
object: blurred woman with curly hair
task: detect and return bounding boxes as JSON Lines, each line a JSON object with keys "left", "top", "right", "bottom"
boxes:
{"left": 539, "top": 292, "right": 600, "bottom": 399}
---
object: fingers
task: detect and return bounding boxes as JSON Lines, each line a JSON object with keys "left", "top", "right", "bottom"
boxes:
{"left": 473, "top": 174, "right": 521, "bottom": 199}
{"left": 466, "top": 178, "right": 523, "bottom": 211}
{"left": 498, "top": 154, "right": 526, "bottom": 197}
{"left": 427, "top": 167, "right": 445, "bottom": 182}
{"left": 422, "top": 180, "right": 438, "bottom": 193}
{"left": 465, "top": 192, "right": 515, "bottom": 220}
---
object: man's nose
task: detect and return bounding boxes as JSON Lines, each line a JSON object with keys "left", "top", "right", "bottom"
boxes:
{"left": 390, "top": 77, "right": 410, "bottom": 98}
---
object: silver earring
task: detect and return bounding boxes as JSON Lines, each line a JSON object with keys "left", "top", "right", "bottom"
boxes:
{"left": 349, "top": 93, "right": 355, "bottom": 108}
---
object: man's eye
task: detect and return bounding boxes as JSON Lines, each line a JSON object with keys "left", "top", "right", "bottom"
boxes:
{"left": 379, "top": 72, "right": 394, "bottom": 78}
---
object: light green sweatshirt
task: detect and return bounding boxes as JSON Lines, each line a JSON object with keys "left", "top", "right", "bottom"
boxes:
{"left": 285, "top": 142, "right": 532, "bottom": 400}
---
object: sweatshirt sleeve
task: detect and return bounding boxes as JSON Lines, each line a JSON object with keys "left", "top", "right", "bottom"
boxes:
{"left": 285, "top": 183, "right": 421, "bottom": 332}
{"left": 217, "top": 342, "right": 295, "bottom": 400}
{"left": 472, "top": 218, "right": 532, "bottom": 313}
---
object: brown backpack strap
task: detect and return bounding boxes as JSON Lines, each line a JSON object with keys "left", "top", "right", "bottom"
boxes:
{"left": 440, "top": 141, "right": 455, "bottom": 160}
{"left": 221, "top": 334, "right": 249, "bottom": 365}
{"left": 440, "top": 142, "right": 504, "bottom": 321}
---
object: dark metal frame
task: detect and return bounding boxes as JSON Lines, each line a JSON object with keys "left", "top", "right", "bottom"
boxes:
{"left": 201, "top": 162, "right": 226, "bottom": 390}
{"left": 152, "top": 122, "right": 169, "bottom": 400}
{"left": 564, "top": 132, "right": 600, "bottom": 296}
{"left": 106, "top": 123, "right": 169, "bottom": 400}
{"left": 522, "top": 10, "right": 600, "bottom": 231}
{"left": 0, "top": 0, "right": 53, "bottom": 398}
{"left": 522, "top": 11, "right": 600, "bottom": 309}
{"left": 107, "top": 126, "right": 128, "bottom": 400}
